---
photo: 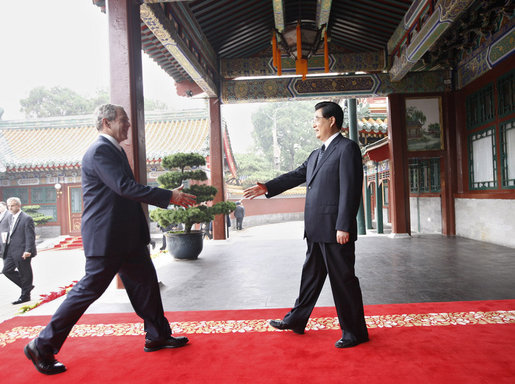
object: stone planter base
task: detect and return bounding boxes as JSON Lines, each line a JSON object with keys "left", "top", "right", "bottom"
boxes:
{"left": 165, "top": 230, "right": 204, "bottom": 260}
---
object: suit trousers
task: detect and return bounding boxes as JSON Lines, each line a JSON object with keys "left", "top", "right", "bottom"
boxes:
{"left": 2, "top": 254, "right": 33, "bottom": 297}
{"left": 283, "top": 241, "right": 368, "bottom": 341}
{"left": 36, "top": 251, "right": 171, "bottom": 355}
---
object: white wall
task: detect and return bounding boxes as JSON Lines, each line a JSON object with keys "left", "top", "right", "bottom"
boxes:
{"left": 455, "top": 198, "right": 515, "bottom": 248}
{"left": 410, "top": 197, "right": 442, "bottom": 233}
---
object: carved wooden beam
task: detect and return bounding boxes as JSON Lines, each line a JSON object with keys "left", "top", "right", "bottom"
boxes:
{"left": 316, "top": 0, "right": 332, "bottom": 29}
{"left": 221, "top": 50, "right": 386, "bottom": 78}
{"left": 140, "top": 2, "right": 218, "bottom": 97}
{"left": 388, "top": 0, "right": 475, "bottom": 81}
{"left": 221, "top": 71, "right": 448, "bottom": 103}
{"left": 272, "top": 0, "right": 285, "bottom": 32}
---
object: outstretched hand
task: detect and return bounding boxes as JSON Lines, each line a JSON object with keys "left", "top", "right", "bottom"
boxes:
{"left": 170, "top": 184, "right": 197, "bottom": 207}
{"left": 243, "top": 182, "right": 267, "bottom": 199}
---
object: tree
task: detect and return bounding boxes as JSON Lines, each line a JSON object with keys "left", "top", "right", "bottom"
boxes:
{"left": 20, "top": 86, "right": 99, "bottom": 118}
{"left": 251, "top": 101, "right": 319, "bottom": 172}
{"left": 234, "top": 152, "right": 282, "bottom": 188}
{"left": 149, "top": 153, "right": 235, "bottom": 233}
{"left": 23, "top": 205, "right": 53, "bottom": 226}
{"left": 406, "top": 106, "right": 427, "bottom": 126}
{"left": 19, "top": 86, "right": 169, "bottom": 118}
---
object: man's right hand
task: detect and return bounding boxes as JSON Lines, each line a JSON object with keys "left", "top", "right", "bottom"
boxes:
{"left": 170, "top": 185, "right": 197, "bottom": 207}
{"left": 243, "top": 182, "right": 267, "bottom": 199}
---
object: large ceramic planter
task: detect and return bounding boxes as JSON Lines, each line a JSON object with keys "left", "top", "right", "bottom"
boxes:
{"left": 165, "top": 230, "right": 203, "bottom": 260}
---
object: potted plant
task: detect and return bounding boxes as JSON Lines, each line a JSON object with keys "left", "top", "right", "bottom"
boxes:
{"left": 24, "top": 205, "right": 54, "bottom": 239}
{"left": 150, "top": 152, "right": 236, "bottom": 260}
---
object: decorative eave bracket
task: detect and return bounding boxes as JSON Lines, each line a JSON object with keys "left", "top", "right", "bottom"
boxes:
{"left": 387, "top": 0, "right": 475, "bottom": 82}
{"left": 140, "top": 3, "right": 218, "bottom": 97}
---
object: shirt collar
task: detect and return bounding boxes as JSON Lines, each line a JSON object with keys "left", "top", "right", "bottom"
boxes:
{"left": 11, "top": 210, "right": 21, "bottom": 222}
{"left": 323, "top": 132, "right": 340, "bottom": 149}
{"left": 100, "top": 133, "right": 122, "bottom": 151}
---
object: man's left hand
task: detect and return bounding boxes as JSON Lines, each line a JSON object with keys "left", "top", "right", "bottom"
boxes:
{"left": 22, "top": 252, "right": 31, "bottom": 260}
{"left": 336, "top": 230, "right": 350, "bottom": 245}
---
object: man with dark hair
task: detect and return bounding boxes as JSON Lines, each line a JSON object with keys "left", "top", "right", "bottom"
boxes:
{"left": 24, "top": 104, "right": 196, "bottom": 375}
{"left": 244, "top": 101, "right": 368, "bottom": 348}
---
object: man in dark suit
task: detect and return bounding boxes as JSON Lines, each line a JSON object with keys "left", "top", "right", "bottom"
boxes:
{"left": 244, "top": 101, "right": 368, "bottom": 348}
{"left": 0, "top": 201, "right": 11, "bottom": 258}
{"left": 24, "top": 104, "right": 196, "bottom": 375}
{"left": 2, "top": 197, "right": 37, "bottom": 305}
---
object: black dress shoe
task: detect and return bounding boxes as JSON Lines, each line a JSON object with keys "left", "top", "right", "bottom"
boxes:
{"left": 12, "top": 296, "right": 30, "bottom": 305}
{"left": 144, "top": 336, "right": 189, "bottom": 352}
{"left": 24, "top": 340, "right": 67, "bottom": 375}
{"left": 335, "top": 337, "right": 369, "bottom": 349}
{"left": 269, "top": 319, "right": 305, "bottom": 334}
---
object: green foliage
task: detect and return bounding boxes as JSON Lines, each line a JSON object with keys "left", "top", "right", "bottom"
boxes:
{"left": 162, "top": 153, "right": 206, "bottom": 171}
{"left": 251, "top": 101, "right": 319, "bottom": 172}
{"left": 406, "top": 106, "right": 427, "bottom": 126}
{"left": 19, "top": 86, "right": 169, "bottom": 118}
{"left": 151, "top": 152, "right": 235, "bottom": 233}
{"left": 23, "top": 205, "right": 53, "bottom": 226}
{"left": 234, "top": 152, "right": 282, "bottom": 188}
{"left": 20, "top": 87, "right": 101, "bottom": 118}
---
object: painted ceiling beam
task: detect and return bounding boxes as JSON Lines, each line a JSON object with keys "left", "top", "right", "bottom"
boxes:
{"left": 141, "top": 1, "right": 195, "bottom": 3}
{"left": 272, "top": 0, "right": 285, "bottom": 32}
{"left": 221, "top": 50, "right": 386, "bottom": 78}
{"left": 140, "top": 3, "right": 218, "bottom": 97}
{"left": 388, "top": 0, "right": 475, "bottom": 81}
{"left": 316, "top": 0, "right": 332, "bottom": 29}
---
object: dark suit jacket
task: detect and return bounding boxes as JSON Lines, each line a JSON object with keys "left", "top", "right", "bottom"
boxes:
{"left": 81, "top": 136, "right": 172, "bottom": 257}
{"left": 265, "top": 134, "right": 363, "bottom": 243}
{"left": 0, "top": 211, "right": 12, "bottom": 256}
{"left": 3, "top": 211, "right": 37, "bottom": 259}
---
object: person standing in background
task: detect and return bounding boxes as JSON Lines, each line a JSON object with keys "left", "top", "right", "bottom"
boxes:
{"left": 1, "top": 197, "right": 37, "bottom": 305}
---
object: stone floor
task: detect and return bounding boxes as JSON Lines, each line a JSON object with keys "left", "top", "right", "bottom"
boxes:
{"left": 3, "top": 220, "right": 511, "bottom": 323}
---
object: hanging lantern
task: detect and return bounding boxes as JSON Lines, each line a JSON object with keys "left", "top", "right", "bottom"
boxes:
{"left": 274, "top": 21, "right": 324, "bottom": 81}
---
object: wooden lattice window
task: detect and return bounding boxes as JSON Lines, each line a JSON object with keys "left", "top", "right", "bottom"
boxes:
{"left": 408, "top": 158, "right": 440, "bottom": 193}
{"left": 498, "top": 70, "right": 514, "bottom": 117}
{"left": 500, "top": 119, "right": 515, "bottom": 188}
{"left": 31, "top": 186, "right": 57, "bottom": 204}
{"left": 466, "top": 84, "right": 495, "bottom": 129}
{"left": 3, "top": 187, "right": 29, "bottom": 204}
{"left": 469, "top": 126, "right": 497, "bottom": 190}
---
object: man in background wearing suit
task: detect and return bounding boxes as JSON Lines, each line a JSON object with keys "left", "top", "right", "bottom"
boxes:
{"left": 244, "top": 101, "right": 368, "bottom": 349}
{"left": 0, "top": 201, "right": 11, "bottom": 259}
{"left": 25, "top": 104, "right": 196, "bottom": 375}
{"left": 1, "top": 197, "right": 37, "bottom": 304}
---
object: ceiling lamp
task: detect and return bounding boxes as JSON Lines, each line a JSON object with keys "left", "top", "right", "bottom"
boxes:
{"left": 272, "top": 22, "right": 329, "bottom": 80}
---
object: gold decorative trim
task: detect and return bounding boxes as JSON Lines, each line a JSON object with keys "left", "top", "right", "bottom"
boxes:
{"left": 2, "top": 310, "right": 513, "bottom": 348}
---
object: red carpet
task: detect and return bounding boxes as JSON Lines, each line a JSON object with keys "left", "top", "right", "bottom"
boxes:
{"left": 50, "top": 236, "right": 83, "bottom": 250}
{"left": 1, "top": 300, "right": 514, "bottom": 383}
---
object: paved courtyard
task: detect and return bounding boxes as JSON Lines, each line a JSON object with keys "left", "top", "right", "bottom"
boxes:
{"left": 1, "top": 221, "right": 514, "bottom": 324}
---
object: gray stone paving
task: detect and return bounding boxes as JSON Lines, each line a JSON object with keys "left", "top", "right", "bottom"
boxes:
{"left": 1, "top": 221, "right": 514, "bottom": 325}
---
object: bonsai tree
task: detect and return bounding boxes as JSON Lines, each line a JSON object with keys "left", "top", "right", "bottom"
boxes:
{"left": 149, "top": 152, "right": 236, "bottom": 233}
{"left": 23, "top": 205, "right": 53, "bottom": 226}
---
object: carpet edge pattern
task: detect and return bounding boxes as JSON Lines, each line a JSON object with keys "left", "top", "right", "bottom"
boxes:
{"left": 1, "top": 310, "right": 514, "bottom": 348}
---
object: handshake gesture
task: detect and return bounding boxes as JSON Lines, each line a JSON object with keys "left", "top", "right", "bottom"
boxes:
{"left": 170, "top": 185, "right": 197, "bottom": 207}
{"left": 243, "top": 182, "right": 267, "bottom": 199}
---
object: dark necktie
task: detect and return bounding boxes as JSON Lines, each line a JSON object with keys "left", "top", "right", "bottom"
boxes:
{"left": 316, "top": 144, "right": 325, "bottom": 167}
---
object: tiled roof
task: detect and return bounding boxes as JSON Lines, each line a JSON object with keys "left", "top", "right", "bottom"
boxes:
{"left": 342, "top": 117, "right": 388, "bottom": 135}
{"left": 0, "top": 110, "right": 209, "bottom": 171}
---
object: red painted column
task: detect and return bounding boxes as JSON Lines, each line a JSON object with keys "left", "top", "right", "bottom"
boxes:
{"left": 441, "top": 92, "right": 457, "bottom": 235}
{"left": 387, "top": 94, "right": 411, "bottom": 235}
{"left": 209, "top": 98, "right": 227, "bottom": 240}
{"left": 107, "top": 0, "right": 147, "bottom": 185}
{"left": 107, "top": 0, "right": 146, "bottom": 288}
